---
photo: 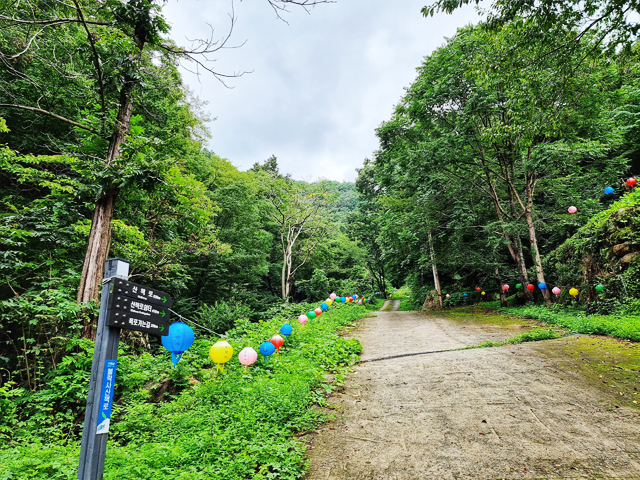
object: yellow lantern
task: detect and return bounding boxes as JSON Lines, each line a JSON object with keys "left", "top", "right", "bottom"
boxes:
{"left": 209, "top": 340, "right": 233, "bottom": 373}
{"left": 481, "top": 291, "right": 486, "bottom": 296}
{"left": 569, "top": 288, "right": 579, "bottom": 297}
{"left": 326, "top": 299, "right": 333, "bottom": 306}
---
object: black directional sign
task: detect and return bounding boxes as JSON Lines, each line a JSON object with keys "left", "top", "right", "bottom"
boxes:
{"left": 106, "top": 280, "right": 171, "bottom": 336}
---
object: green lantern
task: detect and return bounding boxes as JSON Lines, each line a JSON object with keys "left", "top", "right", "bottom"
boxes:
{"left": 515, "top": 283, "right": 522, "bottom": 289}
{"left": 595, "top": 284, "right": 605, "bottom": 292}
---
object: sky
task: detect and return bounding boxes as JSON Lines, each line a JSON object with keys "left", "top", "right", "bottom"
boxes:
{"left": 163, "top": 1, "right": 482, "bottom": 182}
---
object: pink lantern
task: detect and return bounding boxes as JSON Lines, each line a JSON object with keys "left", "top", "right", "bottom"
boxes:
{"left": 358, "top": 299, "right": 362, "bottom": 304}
{"left": 568, "top": 206, "right": 577, "bottom": 214}
{"left": 445, "top": 294, "right": 450, "bottom": 298}
{"left": 298, "top": 314, "right": 308, "bottom": 325}
{"left": 270, "top": 334, "right": 284, "bottom": 354}
{"left": 329, "top": 293, "right": 337, "bottom": 300}
{"left": 552, "top": 287, "right": 561, "bottom": 296}
{"left": 238, "top": 347, "right": 258, "bottom": 372}
{"left": 503, "top": 284, "right": 509, "bottom": 291}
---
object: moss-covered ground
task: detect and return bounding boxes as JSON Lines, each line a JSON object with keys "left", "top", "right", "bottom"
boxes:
{"left": 532, "top": 335, "right": 640, "bottom": 411}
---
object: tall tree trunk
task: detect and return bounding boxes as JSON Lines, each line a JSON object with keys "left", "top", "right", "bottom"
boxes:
{"left": 77, "top": 54, "right": 140, "bottom": 338}
{"left": 482, "top": 161, "right": 532, "bottom": 301}
{"left": 514, "top": 236, "right": 534, "bottom": 302}
{"left": 496, "top": 267, "right": 507, "bottom": 307}
{"left": 524, "top": 182, "right": 551, "bottom": 306}
{"left": 428, "top": 230, "right": 443, "bottom": 308}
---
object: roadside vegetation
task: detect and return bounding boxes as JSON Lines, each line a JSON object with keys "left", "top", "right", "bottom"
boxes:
{"left": 0, "top": 304, "right": 366, "bottom": 480}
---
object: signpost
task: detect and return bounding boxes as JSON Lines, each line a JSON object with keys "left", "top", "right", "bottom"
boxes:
{"left": 107, "top": 279, "right": 171, "bottom": 335}
{"left": 78, "top": 259, "right": 172, "bottom": 480}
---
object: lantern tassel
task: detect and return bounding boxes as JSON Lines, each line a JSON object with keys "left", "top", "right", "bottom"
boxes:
{"left": 171, "top": 352, "right": 182, "bottom": 368}
{"left": 216, "top": 363, "right": 224, "bottom": 373}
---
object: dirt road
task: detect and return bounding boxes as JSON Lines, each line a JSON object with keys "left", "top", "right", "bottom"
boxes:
{"left": 304, "top": 309, "right": 640, "bottom": 479}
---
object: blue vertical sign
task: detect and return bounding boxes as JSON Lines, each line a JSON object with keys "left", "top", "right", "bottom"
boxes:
{"left": 96, "top": 359, "right": 117, "bottom": 435}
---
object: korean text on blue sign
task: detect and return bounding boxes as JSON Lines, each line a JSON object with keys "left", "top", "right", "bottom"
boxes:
{"left": 96, "top": 359, "right": 117, "bottom": 434}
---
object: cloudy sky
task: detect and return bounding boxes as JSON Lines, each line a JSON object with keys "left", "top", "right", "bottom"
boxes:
{"left": 163, "top": 1, "right": 481, "bottom": 181}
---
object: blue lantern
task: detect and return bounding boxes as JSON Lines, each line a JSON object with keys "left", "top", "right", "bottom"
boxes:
{"left": 259, "top": 341, "right": 275, "bottom": 362}
{"left": 320, "top": 302, "right": 329, "bottom": 311}
{"left": 280, "top": 323, "right": 293, "bottom": 337}
{"left": 161, "top": 322, "right": 195, "bottom": 368}
{"left": 340, "top": 296, "right": 346, "bottom": 303}
{"left": 538, "top": 283, "right": 547, "bottom": 290}
{"left": 463, "top": 293, "right": 468, "bottom": 297}
{"left": 604, "top": 187, "right": 614, "bottom": 195}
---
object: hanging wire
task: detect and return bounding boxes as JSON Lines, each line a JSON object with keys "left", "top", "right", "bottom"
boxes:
{"left": 168, "top": 308, "right": 228, "bottom": 338}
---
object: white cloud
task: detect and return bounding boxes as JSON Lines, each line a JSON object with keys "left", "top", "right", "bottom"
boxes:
{"left": 163, "top": 0, "right": 481, "bottom": 181}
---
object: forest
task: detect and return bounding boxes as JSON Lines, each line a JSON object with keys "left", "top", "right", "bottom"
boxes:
{"left": 1, "top": 0, "right": 639, "bottom": 479}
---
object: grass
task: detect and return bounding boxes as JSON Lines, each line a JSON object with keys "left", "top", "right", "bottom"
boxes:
{"left": 468, "top": 328, "right": 562, "bottom": 349}
{"left": 398, "top": 298, "right": 421, "bottom": 311}
{"left": 0, "top": 304, "right": 368, "bottom": 480}
{"left": 497, "top": 304, "right": 640, "bottom": 342}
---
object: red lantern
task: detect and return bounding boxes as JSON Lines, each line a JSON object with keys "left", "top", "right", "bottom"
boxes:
{"left": 627, "top": 177, "right": 637, "bottom": 187}
{"left": 270, "top": 334, "right": 284, "bottom": 354}
{"left": 476, "top": 287, "right": 481, "bottom": 292}
{"left": 527, "top": 284, "right": 534, "bottom": 291}
{"left": 347, "top": 297, "right": 353, "bottom": 302}
{"left": 314, "top": 308, "right": 322, "bottom": 316}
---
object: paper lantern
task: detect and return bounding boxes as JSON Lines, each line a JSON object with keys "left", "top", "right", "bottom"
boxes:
{"left": 481, "top": 291, "right": 486, "bottom": 296}
{"left": 320, "top": 302, "right": 329, "bottom": 311}
{"left": 358, "top": 299, "right": 362, "bottom": 304}
{"left": 347, "top": 297, "right": 353, "bottom": 303}
{"left": 341, "top": 297, "right": 346, "bottom": 303}
{"left": 527, "top": 284, "right": 534, "bottom": 291}
{"left": 314, "top": 308, "right": 322, "bottom": 316}
{"left": 280, "top": 323, "right": 293, "bottom": 337}
{"left": 326, "top": 299, "right": 333, "bottom": 306}
{"left": 238, "top": 347, "right": 258, "bottom": 372}
{"left": 552, "top": 287, "right": 561, "bottom": 296}
{"left": 569, "top": 288, "right": 579, "bottom": 297}
{"left": 259, "top": 341, "right": 275, "bottom": 361}
{"left": 538, "top": 283, "right": 547, "bottom": 290}
{"left": 161, "top": 322, "right": 195, "bottom": 368}
{"left": 353, "top": 294, "right": 358, "bottom": 299}
{"left": 330, "top": 293, "right": 337, "bottom": 300}
{"left": 298, "top": 314, "right": 308, "bottom": 325}
{"left": 270, "top": 334, "right": 285, "bottom": 354}
{"left": 516, "top": 283, "right": 522, "bottom": 289}
{"left": 503, "top": 285, "right": 509, "bottom": 291}
{"left": 446, "top": 294, "right": 450, "bottom": 298}
{"left": 463, "top": 293, "right": 468, "bottom": 297}
{"left": 476, "top": 287, "right": 481, "bottom": 292}
{"left": 604, "top": 187, "right": 614, "bottom": 195}
{"left": 627, "top": 177, "right": 637, "bottom": 187}
{"left": 209, "top": 340, "right": 233, "bottom": 373}
{"left": 595, "top": 284, "right": 605, "bottom": 292}
{"left": 568, "top": 206, "right": 577, "bottom": 214}
{"left": 307, "top": 311, "right": 317, "bottom": 320}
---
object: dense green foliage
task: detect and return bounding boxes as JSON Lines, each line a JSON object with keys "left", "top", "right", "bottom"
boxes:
{"left": 350, "top": 19, "right": 640, "bottom": 313}
{"left": 0, "top": 304, "right": 366, "bottom": 479}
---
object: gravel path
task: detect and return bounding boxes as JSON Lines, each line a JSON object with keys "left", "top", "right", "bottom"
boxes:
{"left": 304, "top": 310, "right": 640, "bottom": 479}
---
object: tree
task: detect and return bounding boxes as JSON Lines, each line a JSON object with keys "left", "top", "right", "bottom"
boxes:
{"left": 422, "top": 0, "right": 640, "bottom": 53}
{"left": 0, "top": 0, "right": 329, "bottom": 336}
{"left": 260, "top": 175, "right": 333, "bottom": 301}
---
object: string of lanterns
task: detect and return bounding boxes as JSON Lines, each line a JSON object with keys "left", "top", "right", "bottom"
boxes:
{"left": 444, "top": 282, "right": 609, "bottom": 301}
{"left": 161, "top": 291, "right": 373, "bottom": 370}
